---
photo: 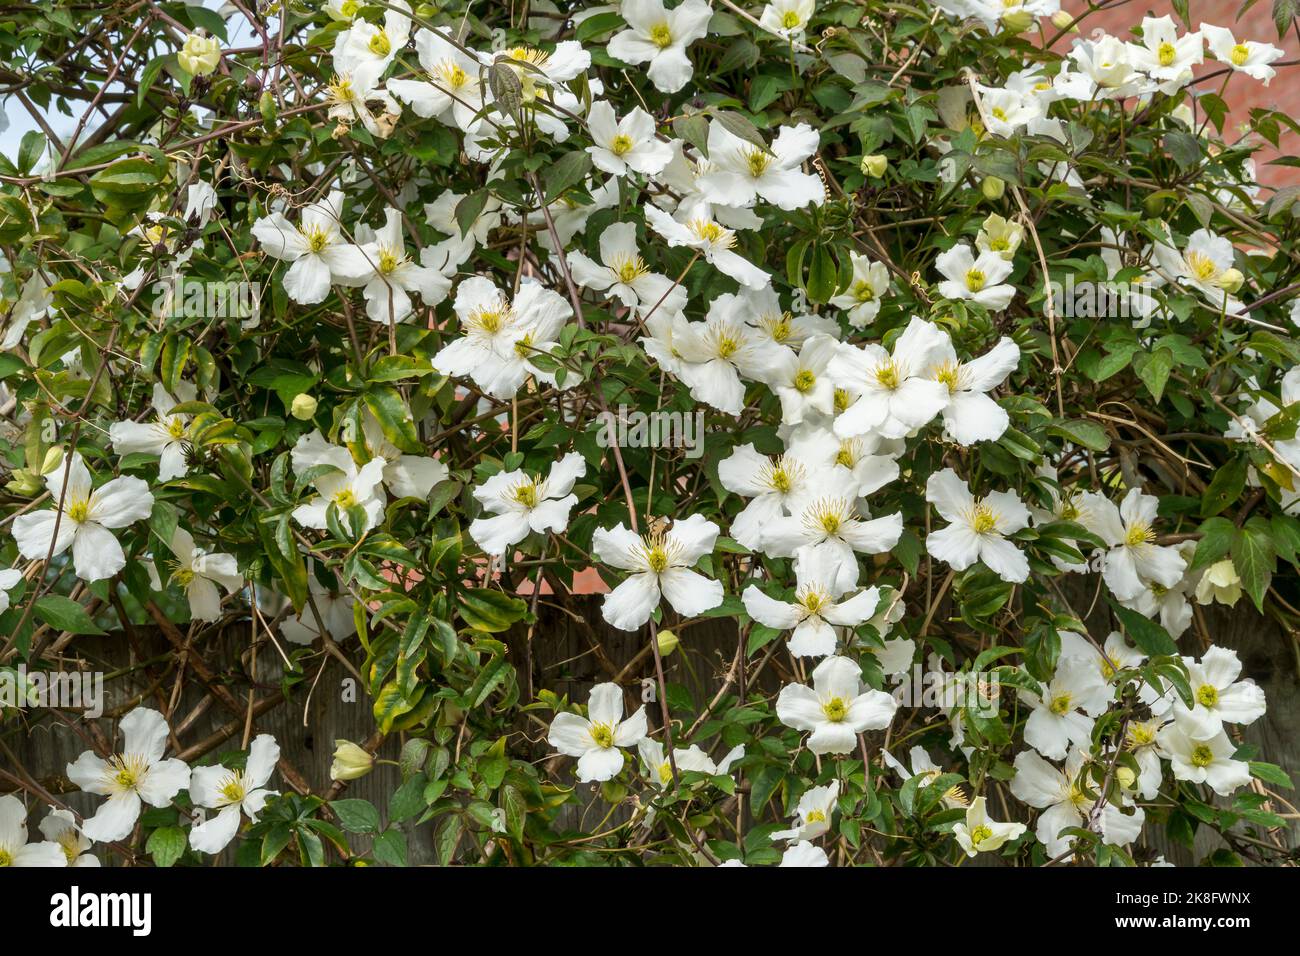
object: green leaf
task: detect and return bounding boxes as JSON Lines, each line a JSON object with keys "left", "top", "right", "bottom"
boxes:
{"left": 1231, "top": 519, "right": 1276, "bottom": 611}
{"left": 33, "top": 595, "right": 106, "bottom": 635}
{"left": 1249, "top": 761, "right": 1293, "bottom": 788}
{"left": 372, "top": 829, "right": 408, "bottom": 866}
{"left": 1188, "top": 517, "right": 1236, "bottom": 572}
{"left": 1047, "top": 419, "right": 1110, "bottom": 452}
{"left": 1199, "top": 456, "right": 1247, "bottom": 517}
{"left": 330, "top": 798, "right": 380, "bottom": 834}
{"left": 458, "top": 588, "right": 528, "bottom": 632}
{"left": 146, "top": 826, "right": 187, "bottom": 867}
{"left": 363, "top": 387, "right": 421, "bottom": 453}
{"left": 1111, "top": 602, "right": 1178, "bottom": 656}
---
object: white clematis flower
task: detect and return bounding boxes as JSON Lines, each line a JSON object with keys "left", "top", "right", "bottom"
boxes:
{"left": 548, "top": 682, "right": 648, "bottom": 782}
{"left": 251, "top": 190, "right": 372, "bottom": 305}
{"left": 926, "top": 336, "right": 1019, "bottom": 445}
{"left": 759, "top": 0, "right": 815, "bottom": 40}
{"left": 332, "top": 1, "right": 411, "bottom": 75}
{"left": 935, "top": 244, "right": 1016, "bottom": 311}
{"left": 829, "top": 253, "right": 889, "bottom": 328}
{"left": 387, "top": 29, "right": 484, "bottom": 129}
{"left": 1157, "top": 716, "right": 1251, "bottom": 796}
{"left": 109, "top": 381, "right": 197, "bottom": 481}
{"left": 954, "top": 796, "right": 1026, "bottom": 857}
{"left": 1127, "top": 16, "right": 1201, "bottom": 92}
{"left": 166, "top": 527, "right": 242, "bottom": 623}
{"left": 1008, "top": 748, "right": 1089, "bottom": 858}
{"left": 1021, "top": 656, "right": 1111, "bottom": 760}
{"left": 743, "top": 545, "right": 880, "bottom": 658}
{"left": 289, "top": 435, "right": 388, "bottom": 536}
{"left": 1200, "top": 24, "right": 1284, "bottom": 84}
{"left": 356, "top": 207, "right": 452, "bottom": 324}
{"left": 776, "top": 654, "right": 898, "bottom": 754}
{"left": 66, "top": 707, "right": 191, "bottom": 843}
{"left": 717, "top": 442, "right": 823, "bottom": 550}
{"left": 925, "top": 468, "right": 1031, "bottom": 583}
{"left": 1173, "top": 646, "right": 1267, "bottom": 740}
{"left": 607, "top": 0, "right": 714, "bottom": 94}
{"left": 38, "top": 809, "right": 98, "bottom": 867}
{"left": 827, "top": 316, "right": 952, "bottom": 440}
{"left": 771, "top": 780, "right": 839, "bottom": 842}
{"left": 638, "top": 738, "right": 744, "bottom": 787}
{"left": 762, "top": 469, "right": 903, "bottom": 592}
{"left": 431, "top": 277, "right": 573, "bottom": 399}
{"left": 586, "top": 101, "right": 672, "bottom": 177}
{"left": 468, "top": 452, "right": 585, "bottom": 556}
{"left": 1091, "top": 488, "right": 1187, "bottom": 602}
{"left": 696, "top": 121, "right": 825, "bottom": 211}
{"left": 567, "top": 221, "right": 687, "bottom": 316}
{"left": 13, "top": 452, "right": 154, "bottom": 583}
{"left": 0, "top": 796, "right": 65, "bottom": 867}
{"left": 592, "top": 514, "right": 725, "bottom": 630}
{"left": 645, "top": 205, "right": 770, "bottom": 289}
{"left": 279, "top": 573, "right": 358, "bottom": 646}
{"left": 189, "top": 734, "right": 280, "bottom": 854}
{"left": 753, "top": 334, "right": 839, "bottom": 426}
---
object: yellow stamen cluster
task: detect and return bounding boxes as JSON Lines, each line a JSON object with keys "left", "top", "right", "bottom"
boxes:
{"left": 66, "top": 499, "right": 91, "bottom": 524}
{"left": 589, "top": 722, "right": 615, "bottom": 748}
{"left": 649, "top": 23, "right": 674, "bottom": 49}
{"left": 1124, "top": 522, "right": 1155, "bottom": 547}
{"left": 804, "top": 496, "right": 852, "bottom": 537}
{"left": 1189, "top": 744, "right": 1215, "bottom": 768}
{"left": 965, "top": 268, "right": 987, "bottom": 293}
{"left": 1229, "top": 44, "right": 1251, "bottom": 67}
{"left": 636, "top": 529, "right": 682, "bottom": 574}
{"left": 821, "top": 697, "right": 848, "bottom": 721}
{"left": 105, "top": 753, "right": 149, "bottom": 792}
{"left": 610, "top": 253, "right": 649, "bottom": 284}
{"left": 688, "top": 219, "right": 732, "bottom": 247}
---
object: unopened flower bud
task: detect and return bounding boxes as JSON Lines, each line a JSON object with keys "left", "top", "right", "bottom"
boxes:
{"left": 178, "top": 32, "right": 222, "bottom": 78}
{"left": 4, "top": 469, "right": 42, "bottom": 497}
{"left": 290, "top": 393, "right": 318, "bottom": 420}
{"left": 982, "top": 176, "right": 1005, "bottom": 200}
{"left": 1216, "top": 268, "right": 1244, "bottom": 294}
{"left": 1050, "top": 10, "right": 1078, "bottom": 32}
{"left": 330, "top": 740, "right": 374, "bottom": 781}
{"left": 1001, "top": 10, "right": 1034, "bottom": 33}
{"left": 40, "top": 446, "right": 64, "bottom": 475}
{"left": 860, "top": 154, "right": 888, "bottom": 178}
{"left": 656, "top": 629, "right": 679, "bottom": 657}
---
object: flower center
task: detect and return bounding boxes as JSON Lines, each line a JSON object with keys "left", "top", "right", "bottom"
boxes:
{"left": 1048, "top": 692, "right": 1073, "bottom": 716}
{"left": 378, "top": 247, "right": 402, "bottom": 274}
{"left": 805, "top": 808, "right": 826, "bottom": 823}
{"left": 852, "top": 280, "right": 875, "bottom": 303}
{"left": 688, "top": 218, "right": 732, "bottom": 247}
{"left": 1190, "top": 744, "right": 1214, "bottom": 768}
{"left": 166, "top": 416, "right": 187, "bottom": 441}
{"left": 1229, "top": 43, "right": 1251, "bottom": 66}
{"left": 971, "top": 503, "right": 998, "bottom": 535}
{"left": 368, "top": 29, "right": 391, "bottom": 58}
{"left": 744, "top": 148, "right": 771, "bottom": 178}
{"left": 965, "top": 268, "right": 986, "bottom": 292}
{"left": 1157, "top": 41, "right": 1176, "bottom": 67}
{"left": 835, "top": 439, "right": 859, "bottom": 468}
{"left": 1186, "top": 251, "right": 1219, "bottom": 282}
{"left": 805, "top": 496, "right": 852, "bottom": 537}
{"left": 649, "top": 23, "right": 673, "bottom": 48}
{"left": 468, "top": 302, "right": 512, "bottom": 335}
{"left": 512, "top": 479, "right": 539, "bottom": 509}
{"left": 970, "top": 824, "right": 994, "bottom": 846}
{"left": 760, "top": 311, "right": 793, "bottom": 342}
{"left": 328, "top": 77, "right": 355, "bottom": 104}
{"left": 219, "top": 771, "right": 246, "bottom": 805}
{"left": 611, "top": 253, "right": 648, "bottom": 284}
{"left": 66, "top": 499, "right": 90, "bottom": 524}
{"left": 782, "top": 10, "right": 802, "bottom": 28}
{"left": 932, "top": 360, "right": 960, "bottom": 393}
{"left": 1124, "top": 522, "right": 1155, "bottom": 547}
{"left": 658, "top": 762, "right": 672, "bottom": 784}
{"left": 793, "top": 368, "right": 817, "bottom": 393}
{"left": 833, "top": 389, "right": 852, "bottom": 414}
{"left": 636, "top": 529, "right": 681, "bottom": 574}
{"left": 106, "top": 753, "right": 149, "bottom": 793}
{"left": 172, "top": 566, "right": 195, "bottom": 588}
{"left": 822, "top": 697, "right": 848, "bottom": 722}
{"left": 1196, "top": 683, "right": 1219, "bottom": 708}
{"left": 433, "top": 61, "right": 468, "bottom": 89}
{"left": 589, "top": 722, "right": 615, "bottom": 748}
{"left": 57, "top": 834, "right": 80, "bottom": 865}
{"left": 800, "top": 588, "right": 828, "bottom": 614}
{"left": 874, "top": 359, "right": 901, "bottom": 390}
{"left": 303, "top": 224, "right": 331, "bottom": 253}
{"left": 333, "top": 488, "right": 358, "bottom": 509}
{"left": 610, "top": 133, "right": 634, "bottom": 156}
{"left": 0, "top": 849, "right": 10, "bottom": 867}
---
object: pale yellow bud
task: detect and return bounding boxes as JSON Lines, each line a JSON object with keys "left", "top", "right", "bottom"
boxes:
{"left": 1050, "top": 10, "right": 1078, "bottom": 32}
{"left": 290, "top": 393, "right": 318, "bottom": 420}
{"left": 982, "top": 176, "right": 1006, "bottom": 200}
{"left": 860, "top": 154, "right": 888, "bottom": 178}
{"left": 330, "top": 740, "right": 374, "bottom": 781}
{"left": 656, "top": 629, "right": 680, "bottom": 657}
{"left": 1215, "top": 268, "right": 1244, "bottom": 294}
{"left": 178, "top": 32, "right": 222, "bottom": 78}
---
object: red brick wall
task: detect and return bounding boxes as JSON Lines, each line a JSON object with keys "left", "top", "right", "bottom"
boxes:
{"left": 1059, "top": 1, "right": 1300, "bottom": 185}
